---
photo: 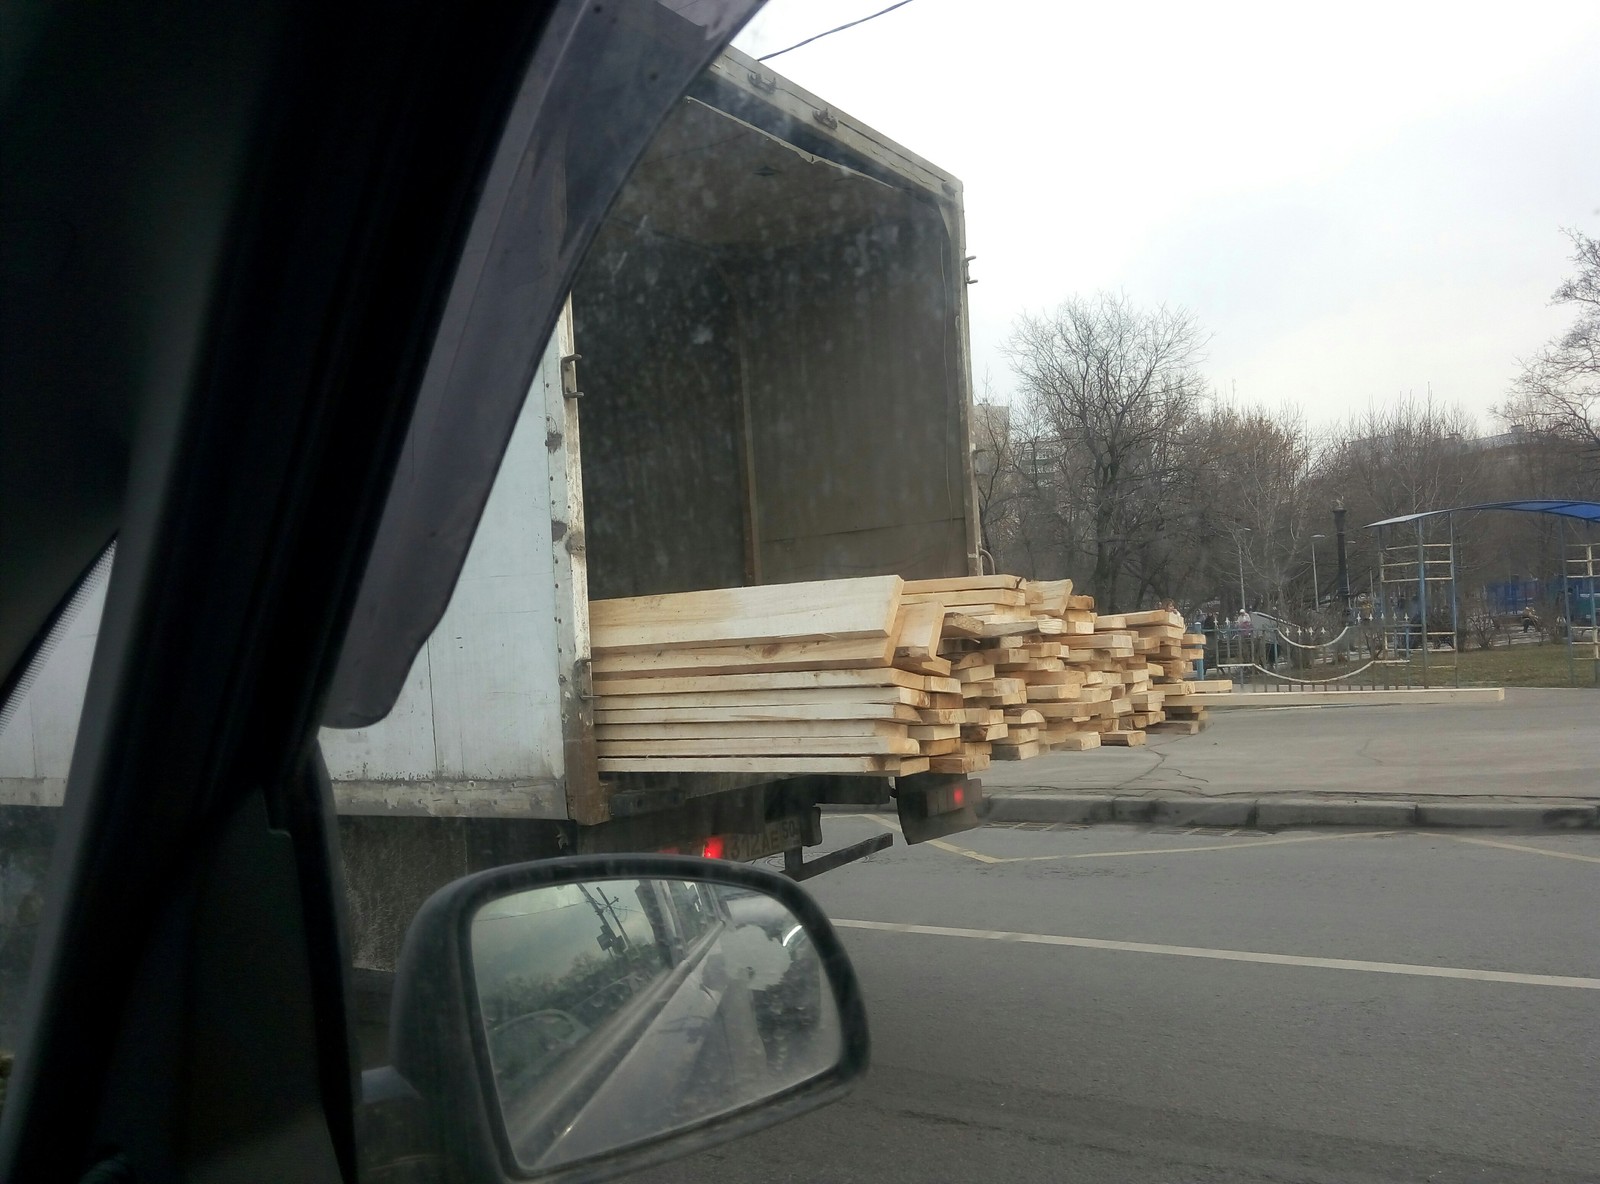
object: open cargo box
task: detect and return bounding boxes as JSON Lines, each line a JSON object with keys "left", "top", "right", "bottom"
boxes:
{"left": 316, "top": 47, "right": 980, "bottom": 827}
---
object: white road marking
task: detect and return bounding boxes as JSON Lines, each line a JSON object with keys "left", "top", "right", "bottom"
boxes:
{"left": 833, "top": 919, "right": 1600, "bottom": 990}
{"left": 1066, "top": 830, "right": 1395, "bottom": 859}
{"left": 1451, "top": 835, "right": 1600, "bottom": 865}
{"left": 848, "top": 815, "right": 1398, "bottom": 865}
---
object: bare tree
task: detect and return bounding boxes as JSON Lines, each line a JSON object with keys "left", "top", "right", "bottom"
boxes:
{"left": 971, "top": 372, "right": 1026, "bottom": 574}
{"left": 1503, "top": 230, "right": 1600, "bottom": 462}
{"left": 1203, "top": 405, "right": 1318, "bottom": 614}
{"left": 1004, "top": 294, "right": 1209, "bottom": 610}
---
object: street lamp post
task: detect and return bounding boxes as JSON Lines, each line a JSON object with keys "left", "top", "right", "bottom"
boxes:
{"left": 1310, "top": 533, "right": 1326, "bottom": 609}
{"left": 1236, "top": 528, "right": 1251, "bottom": 614}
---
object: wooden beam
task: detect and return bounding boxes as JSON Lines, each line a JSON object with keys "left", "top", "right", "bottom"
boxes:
{"left": 592, "top": 635, "right": 895, "bottom": 678}
{"left": 595, "top": 702, "right": 922, "bottom": 725}
{"left": 591, "top": 666, "right": 928, "bottom": 695}
{"left": 593, "top": 685, "right": 932, "bottom": 711}
{"left": 590, "top": 574, "right": 902, "bottom": 652}
{"left": 597, "top": 756, "right": 928, "bottom": 775}
{"left": 596, "top": 719, "right": 914, "bottom": 740}
{"left": 894, "top": 600, "right": 946, "bottom": 662}
{"left": 597, "top": 733, "right": 920, "bottom": 757}
{"left": 904, "top": 575, "right": 1023, "bottom": 594}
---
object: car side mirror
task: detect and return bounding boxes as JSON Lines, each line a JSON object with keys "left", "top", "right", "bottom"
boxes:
{"left": 370, "top": 855, "right": 869, "bottom": 1183}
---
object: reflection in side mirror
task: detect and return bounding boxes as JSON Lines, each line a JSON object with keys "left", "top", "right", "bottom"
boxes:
{"left": 470, "top": 877, "right": 842, "bottom": 1174}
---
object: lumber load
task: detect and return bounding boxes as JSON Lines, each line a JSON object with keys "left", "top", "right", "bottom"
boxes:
{"left": 592, "top": 576, "right": 934, "bottom": 775}
{"left": 589, "top": 574, "right": 1212, "bottom": 777}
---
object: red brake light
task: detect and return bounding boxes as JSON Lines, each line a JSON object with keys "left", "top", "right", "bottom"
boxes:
{"left": 701, "top": 835, "right": 726, "bottom": 860}
{"left": 952, "top": 785, "right": 965, "bottom": 807}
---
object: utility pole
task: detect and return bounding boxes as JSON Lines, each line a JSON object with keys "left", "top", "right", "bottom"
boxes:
{"left": 1310, "top": 534, "right": 1326, "bottom": 609}
{"left": 1236, "top": 528, "right": 1251, "bottom": 613}
{"left": 1332, "top": 506, "right": 1352, "bottom": 622}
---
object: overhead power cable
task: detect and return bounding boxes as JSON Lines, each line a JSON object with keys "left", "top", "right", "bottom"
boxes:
{"left": 758, "top": 0, "right": 920, "bottom": 62}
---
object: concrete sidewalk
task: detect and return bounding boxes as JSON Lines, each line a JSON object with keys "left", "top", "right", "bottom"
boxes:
{"left": 981, "top": 687, "right": 1600, "bottom": 831}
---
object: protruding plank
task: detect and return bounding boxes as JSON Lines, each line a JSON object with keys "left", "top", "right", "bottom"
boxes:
{"left": 894, "top": 600, "right": 947, "bottom": 661}
{"left": 904, "top": 575, "right": 1023, "bottom": 594}
{"left": 961, "top": 722, "right": 1009, "bottom": 742}
{"left": 593, "top": 685, "right": 932, "bottom": 712}
{"left": 592, "top": 667, "right": 930, "bottom": 696}
{"left": 991, "top": 741, "right": 1042, "bottom": 760}
{"left": 595, "top": 716, "right": 915, "bottom": 736}
{"left": 1051, "top": 732, "right": 1102, "bottom": 751}
{"left": 1101, "top": 730, "right": 1146, "bottom": 746}
{"left": 597, "top": 734, "right": 919, "bottom": 757}
{"left": 592, "top": 635, "right": 894, "bottom": 678}
{"left": 595, "top": 703, "right": 922, "bottom": 725}
{"left": 591, "top": 574, "right": 902, "bottom": 652}
{"left": 598, "top": 755, "right": 927, "bottom": 775}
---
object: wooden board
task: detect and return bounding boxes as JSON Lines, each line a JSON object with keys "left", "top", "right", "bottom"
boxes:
{"left": 592, "top": 635, "right": 895, "bottom": 678}
{"left": 918, "top": 707, "right": 991, "bottom": 726}
{"left": 908, "top": 723, "right": 960, "bottom": 741}
{"left": 930, "top": 754, "right": 990, "bottom": 774}
{"left": 962, "top": 722, "right": 1009, "bottom": 742}
{"left": 1149, "top": 719, "right": 1206, "bottom": 735}
{"left": 941, "top": 612, "right": 985, "bottom": 639}
{"left": 1026, "top": 684, "right": 1083, "bottom": 702}
{"left": 1121, "top": 609, "right": 1184, "bottom": 627}
{"left": 893, "top": 600, "right": 946, "bottom": 660}
{"left": 592, "top": 685, "right": 932, "bottom": 712}
{"left": 595, "top": 716, "right": 915, "bottom": 736}
{"left": 592, "top": 666, "right": 930, "bottom": 696}
{"left": 1051, "top": 731, "right": 1102, "bottom": 751}
{"left": 1101, "top": 730, "right": 1146, "bottom": 746}
{"left": 1001, "top": 708, "right": 1046, "bottom": 725}
{"left": 903, "top": 588, "right": 1028, "bottom": 608}
{"left": 904, "top": 575, "right": 1022, "bottom": 594}
{"left": 595, "top": 702, "right": 922, "bottom": 725}
{"left": 597, "top": 734, "right": 919, "bottom": 757}
{"left": 919, "top": 737, "right": 961, "bottom": 756}
{"left": 980, "top": 619, "right": 1056, "bottom": 639}
{"left": 591, "top": 574, "right": 901, "bottom": 652}
{"left": 1022, "top": 669, "right": 1086, "bottom": 686}
{"left": 598, "top": 756, "right": 928, "bottom": 775}
{"left": 991, "top": 741, "right": 1043, "bottom": 760}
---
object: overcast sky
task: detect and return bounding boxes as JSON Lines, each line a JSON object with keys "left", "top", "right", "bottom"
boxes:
{"left": 732, "top": 0, "right": 1600, "bottom": 428}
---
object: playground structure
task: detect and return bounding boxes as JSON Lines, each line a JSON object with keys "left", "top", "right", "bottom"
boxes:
{"left": 1208, "top": 501, "right": 1599, "bottom": 690}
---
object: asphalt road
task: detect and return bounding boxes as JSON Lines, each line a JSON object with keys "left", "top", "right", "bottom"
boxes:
{"left": 628, "top": 816, "right": 1600, "bottom": 1183}
{"left": 980, "top": 687, "right": 1600, "bottom": 802}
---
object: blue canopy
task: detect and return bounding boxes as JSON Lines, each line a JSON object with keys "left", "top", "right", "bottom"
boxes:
{"left": 1367, "top": 500, "right": 1600, "bottom": 529}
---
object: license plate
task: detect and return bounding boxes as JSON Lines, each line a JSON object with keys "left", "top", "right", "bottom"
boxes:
{"left": 722, "top": 814, "right": 806, "bottom": 862}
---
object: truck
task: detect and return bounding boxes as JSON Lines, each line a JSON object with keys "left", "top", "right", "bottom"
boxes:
{"left": 0, "top": 46, "right": 982, "bottom": 993}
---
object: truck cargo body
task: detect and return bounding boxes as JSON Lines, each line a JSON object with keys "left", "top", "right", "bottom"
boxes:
{"left": 0, "top": 48, "right": 978, "bottom": 975}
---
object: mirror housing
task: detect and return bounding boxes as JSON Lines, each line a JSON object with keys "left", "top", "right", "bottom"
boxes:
{"left": 380, "top": 855, "right": 869, "bottom": 1183}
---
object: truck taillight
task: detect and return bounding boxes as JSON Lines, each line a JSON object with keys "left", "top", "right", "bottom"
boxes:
{"left": 700, "top": 835, "right": 726, "bottom": 860}
{"left": 894, "top": 773, "right": 984, "bottom": 844}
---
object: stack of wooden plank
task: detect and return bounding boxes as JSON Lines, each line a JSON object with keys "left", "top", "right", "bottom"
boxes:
{"left": 902, "top": 578, "right": 1124, "bottom": 763}
{"left": 590, "top": 576, "right": 948, "bottom": 776}
{"left": 588, "top": 574, "right": 1218, "bottom": 778}
{"left": 1110, "top": 611, "right": 1232, "bottom": 735}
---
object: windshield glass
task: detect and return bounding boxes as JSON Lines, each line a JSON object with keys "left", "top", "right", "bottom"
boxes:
{"left": 4, "top": 1, "right": 1598, "bottom": 1179}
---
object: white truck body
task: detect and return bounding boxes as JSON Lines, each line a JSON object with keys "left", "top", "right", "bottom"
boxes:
{"left": 2, "top": 46, "right": 979, "bottom": 839}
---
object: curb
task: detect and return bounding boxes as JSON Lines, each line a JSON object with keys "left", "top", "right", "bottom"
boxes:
{"left": 983, "top": 792, "right": 1600, "bottom": 832}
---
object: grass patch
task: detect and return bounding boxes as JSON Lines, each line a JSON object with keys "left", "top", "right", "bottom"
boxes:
{"left": 1284, "top": 642, "right": 1599, "bottom": 688}
{"left": 1446, "top": 643, "right": 1600, "bottom": 688}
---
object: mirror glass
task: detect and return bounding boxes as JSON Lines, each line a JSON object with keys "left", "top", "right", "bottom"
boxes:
{"left": 469, "top": 876, "right": 842, "bottom": 1173}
